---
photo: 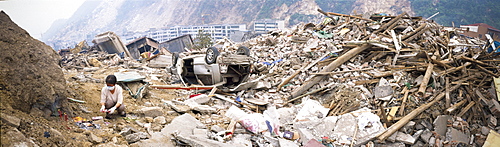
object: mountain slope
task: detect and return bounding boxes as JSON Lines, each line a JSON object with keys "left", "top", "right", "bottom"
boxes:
{"left": 46, "top": 0, "right": 416, "bottom": 49}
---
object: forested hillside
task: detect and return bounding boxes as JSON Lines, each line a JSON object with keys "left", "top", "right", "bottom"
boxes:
{"left": 410, "top": 0, "right": 499, "bottom": 28}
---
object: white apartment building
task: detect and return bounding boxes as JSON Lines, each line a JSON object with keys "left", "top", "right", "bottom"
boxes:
{"left": 122, "top": 24, "right": 247, "bottom": 44}
{"left": 254, "top": 19, "right": 285, "bottom": 33}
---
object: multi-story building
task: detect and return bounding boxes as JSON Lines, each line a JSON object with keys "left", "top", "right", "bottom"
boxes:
{"left": 122, "top": 24, "right": 247, "bottom": 44}
{"left": 253, "top": 19, "right": 285, "bottom": 33}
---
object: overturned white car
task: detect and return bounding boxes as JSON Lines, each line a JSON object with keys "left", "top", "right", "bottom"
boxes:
{"left": 171, "top": 46, "right": 253, "bottom": 88}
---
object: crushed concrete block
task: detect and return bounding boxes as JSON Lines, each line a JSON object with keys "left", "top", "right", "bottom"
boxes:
{"left": 374, "top": 85, "right": 393, "bottom": 101}
{"left": 225, "top": 105, "right": 247, "bottom": 120}
{"left": 277, "top": 107, "right": 296, "bottom": 125}
{"left": 481, "top": 126, "right": 491, "bottom": 135}
{"left": 295, "top": 99, "right": 329, "bottom": 121}
{"left": 160, "top": 114, "right": 204, "bottom": 137}
{"left": 387, "top": 131, "right": 398, "bottom": 142}
{"left": 139, "top": 107, "right": 163, "bottom": 117}
{"left": 125, "top": 132, "right": 149, "bottom": 144}
{"left": 412, "top": 130, "right": 424, "bottom": 140}
{"left": 184, "top": 94, "right": 210, "bottom": 105}
{"left": 433, "top": 115, "right": 451, "bottom": 136}
{"left": 420, "top": 129, "right": 432, "bottom": 143}
{"left": 253, "top": 81, "right": 271, "bottom": 90}
{"left": 230, "top": 134, "right": 252, "bottom": 146}
{"left": 395, "top": 132, "right": 416, "bottom": 145}
{"left": 446, "top": 128, "right": 469, "bottom": 143}
{"left": 191, "top": 105, "right": 217, "bottom": 114}
{"left": 402, "top": 121, "right": 416, "bottom": 133}
{"left": 174, "top": 134, "right": 237, "bottom": 147}
{"left": 210, "top": 125, "right": 225, "bottom": 133}
{"left": 303, "top": 139, "right": 326, "bottom": 147}
{"left": 412, "top": 141, "right": 425, "bottom": 147}
{"left": 298, "top": 128, "right": 315, "bottom": 145}
{"left": 1, "top": 113, "right": 20, "bottom": 127}
{"left": 89, "top": 133, "right": 103, "bottom": 144}
{"left": 279, "top": 138, "right": 299, "bottom": 147}
{"left": 153, "top": 116, "right": 167, "bottom": 125}
{"left": 332, "top": 113, "right": 356, "bottom": 139}
{"left": 192, "top": 128, "right": 208, "bottom": 138}
{"left": 354, "top": 108, "right": 386, "bottom": 145}
{"left": 164, "top": 101, "right": 191, "bottom": 113}
{"left": 429, "top": 137, "right": 436, "bottom": 146}
{"left": 313, "top": 116, "right": 338, "bottom": 137}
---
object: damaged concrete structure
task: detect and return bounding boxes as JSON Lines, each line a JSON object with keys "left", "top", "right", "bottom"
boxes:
{"left": 53, "top": 9, "right": 500, "bottom": 147}
{"left": 126, "top": 37, "right": 159, "bottom": 59}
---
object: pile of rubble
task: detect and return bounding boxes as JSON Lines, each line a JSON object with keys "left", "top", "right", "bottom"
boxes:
{"left": 154, "top": 11, "right": 500, "bottom": 146}
{"left": 58, "top": 11, "right": 500, "bottom": 146}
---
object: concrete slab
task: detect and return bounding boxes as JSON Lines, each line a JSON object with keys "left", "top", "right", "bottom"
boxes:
{"left": 298, "top": 128, "right": 315, "bottom": 145}
{"left": 433, "top": 115, "right": 451, "bottom": 136}
{"left": 332, "top": 113, "right": 356, "bottom": 144}
{"left": 445, "top": 128, "right": 469, "bottom": 143}
{"left": 139, "top": 107, "right": 164, "bottom": 117}
{"left": 160, "top": 113, "right": 204, "bottom": 137}
{"left": 420, "top": 129, "right": 432, "bottom": 143}
{"left": 313, "top": 116, "right": 338, "bottom": 137}
{"left": 395, "top": 132, "right": 416, "bottom": 145}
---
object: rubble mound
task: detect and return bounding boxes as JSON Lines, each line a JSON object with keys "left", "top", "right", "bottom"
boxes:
{"left": 0, "top": 10, "right": 68, "bottom": 115}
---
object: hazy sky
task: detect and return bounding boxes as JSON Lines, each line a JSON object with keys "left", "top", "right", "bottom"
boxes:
{"left": 0, "top": 0, "right": 86, "bottom": 40}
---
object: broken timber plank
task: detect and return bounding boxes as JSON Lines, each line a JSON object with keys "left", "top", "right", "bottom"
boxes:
{"left": 376, "top": 74, "right": 478, "bottom": 141}
{"left": 286, "top": 83, "right": 335, "bottom": 104}
{"left": 277, "top": 61, "right": 311, "bottom": 91}
{"left": 417, "top": 63, "right": 434, "bottom": 96}
{"left": 446, "top": 99, "right": 467, "bottom": 113}
{"left": 457, "top": 101, "right": 475, "bottom": 117}
{"left": 398, "top": 87, "right": 409, "bottom": 116}
{"left": 290, "top": 44, "right": 372, "bottom": 98}
{"left": 311, "top": 68, "right": 374, "bottom": 75}
{"left": 437, "top": 62, "right": 472, "bottom": 77}
{"left": 446, "top": 77, "right": 451, "bottom": 107}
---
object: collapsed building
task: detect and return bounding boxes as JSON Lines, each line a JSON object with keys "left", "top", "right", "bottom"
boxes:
{"left": 43, "top": 10, "right": 500, "bottom": 147}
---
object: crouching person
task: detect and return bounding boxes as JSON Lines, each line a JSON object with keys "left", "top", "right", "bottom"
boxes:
{"left": 100, "top": 75, "right": 126, "bottom": 119}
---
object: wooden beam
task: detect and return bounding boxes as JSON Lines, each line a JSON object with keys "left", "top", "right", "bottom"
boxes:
{"left": 417, "top": 63, "right": 434, "bottom": 96}
{"left": 437, "top": 62, "right": 472, "bottom": 77}
{"left": 376, "top": 74, "right": 478, "bottom": 141}
{"left": 446, "top": 99, "right": 467, "bottom": 113}
{"left": 290, "top": 44, "right": 372, "bottom": 98}
{"left": 457, "top": 101, "right": 475, "bottom": 117}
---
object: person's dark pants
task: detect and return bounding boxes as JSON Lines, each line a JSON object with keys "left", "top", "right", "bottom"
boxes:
{"left": 105, "top": 100, "right": 125, "bottom": 114}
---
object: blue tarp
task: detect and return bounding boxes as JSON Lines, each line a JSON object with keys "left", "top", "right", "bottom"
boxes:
{"left": 487, "top": 41, "right": 500, "bottom": 53}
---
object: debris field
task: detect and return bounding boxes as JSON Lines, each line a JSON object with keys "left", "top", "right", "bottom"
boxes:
{"left": 3, "top": 9, "right": 500, "bottom": 147}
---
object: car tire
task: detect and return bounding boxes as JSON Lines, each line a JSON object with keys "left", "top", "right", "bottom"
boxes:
{"left": 205, "top": 47, "right": 219, "bottom": 64}
{"left": 237, "top": 46, "right": 250, "bottom": 56}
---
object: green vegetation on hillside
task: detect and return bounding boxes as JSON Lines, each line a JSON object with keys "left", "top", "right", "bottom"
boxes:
{"left": 410, "top": 0, "right": 500, "bottom": 29}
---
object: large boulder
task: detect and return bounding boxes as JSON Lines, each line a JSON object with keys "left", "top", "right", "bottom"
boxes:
{"left": 0, "top": 11, "right": 68, "bottom": 115}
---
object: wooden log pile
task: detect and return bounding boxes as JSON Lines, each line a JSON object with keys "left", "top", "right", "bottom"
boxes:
{"left": 236, "top": 10, "right": 500, "bottom": 146}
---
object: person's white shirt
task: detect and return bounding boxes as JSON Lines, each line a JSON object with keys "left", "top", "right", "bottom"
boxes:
{"left": 100, "top": 85, "right": 124, "bottom": 105}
